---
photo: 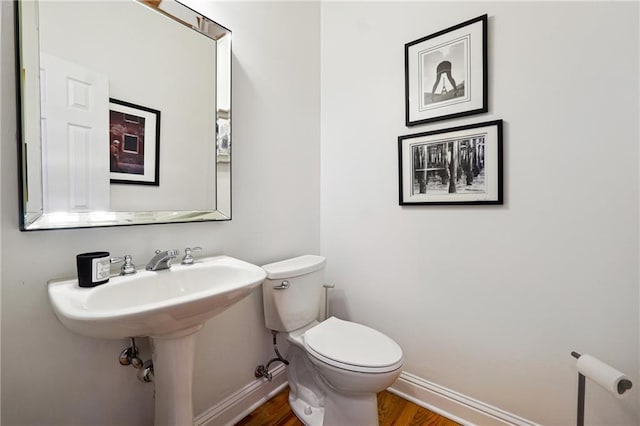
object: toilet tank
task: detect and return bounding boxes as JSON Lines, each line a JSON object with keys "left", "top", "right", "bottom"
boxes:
{"left": 261, "top": 255, "right": 326, "bottom": 332}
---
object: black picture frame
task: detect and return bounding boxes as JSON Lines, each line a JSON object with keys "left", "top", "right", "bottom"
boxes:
{"left": 398, "top": 119, "right": 503, "bottom": 205}
{"left": 405, "top": 14, "right": 488, "bottom": 126}
{"left": 109, "top": 98, "right": 161, "bottom": 186}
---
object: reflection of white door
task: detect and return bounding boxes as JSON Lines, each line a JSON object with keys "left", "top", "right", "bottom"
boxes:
{"left": 40, "top": 53, "right": 109, "bottom": 212}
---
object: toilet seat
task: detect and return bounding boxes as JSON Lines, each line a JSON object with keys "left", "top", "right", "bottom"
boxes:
{"left": 303, "top": 317, "right": 404, "bottom": 374}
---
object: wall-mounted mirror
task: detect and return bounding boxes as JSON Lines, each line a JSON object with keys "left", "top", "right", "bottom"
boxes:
{"left": 15, "top": 0, "right": 231, "bottom": 230}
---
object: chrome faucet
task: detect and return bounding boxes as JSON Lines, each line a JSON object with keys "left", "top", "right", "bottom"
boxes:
{"left": 145, "top": 249, "right": 179, "bottom": 271}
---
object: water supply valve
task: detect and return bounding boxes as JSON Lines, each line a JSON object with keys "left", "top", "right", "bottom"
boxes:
{"left": 119, "top": 338, "right": 143, "bottom": 368}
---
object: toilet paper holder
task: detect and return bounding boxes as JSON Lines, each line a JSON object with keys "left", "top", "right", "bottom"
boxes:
{"left": 571, "top": 351, "right": 633, "bottom": 426}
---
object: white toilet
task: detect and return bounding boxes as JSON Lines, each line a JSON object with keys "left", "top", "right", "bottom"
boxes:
{"left": 262, "top": 255, "right": 404, "bottom": 426}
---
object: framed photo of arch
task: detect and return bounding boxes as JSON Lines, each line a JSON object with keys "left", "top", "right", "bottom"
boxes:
{"left": 405, "top": 15, "right": 487, "bottom": 126}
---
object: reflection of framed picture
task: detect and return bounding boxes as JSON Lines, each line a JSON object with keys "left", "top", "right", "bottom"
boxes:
{"left": 398, "top": 120, "right": 502, "bottom": 205}
{"left": 216, "top": 116, "right": 230, "bottom": 162}
{"left": 405, "top": 15, "right": 487, "bottom": 126}
{"left": 109, "top": 98, "right": 161, "bottom": 185}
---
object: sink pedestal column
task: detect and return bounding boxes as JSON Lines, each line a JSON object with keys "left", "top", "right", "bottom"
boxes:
{"left": 150, "top": 326, "right": 203, "bottom": 426}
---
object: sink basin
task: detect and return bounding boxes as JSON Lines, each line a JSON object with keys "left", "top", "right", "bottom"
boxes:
{"left": 48, "top": 255, "right": 267, "bottom": 339}
{"left": 49, "top": 254, "right": 267, "bottom": 426}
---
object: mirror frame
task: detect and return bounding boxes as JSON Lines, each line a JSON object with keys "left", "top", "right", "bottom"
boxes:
{"left": 15, "top": 0, "right": 232, "bottom": 231}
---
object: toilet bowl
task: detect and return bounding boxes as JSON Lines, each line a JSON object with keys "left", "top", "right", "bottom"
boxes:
{"left": 262, "top": 255, "right": 404, "bottom": 426}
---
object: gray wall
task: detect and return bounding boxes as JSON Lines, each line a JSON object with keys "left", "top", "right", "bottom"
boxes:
{"left": 320, "top": 2, "right": 639, "bottom": 425}
{"left": 1, "top": 1, "right": 320, "bottom": 424}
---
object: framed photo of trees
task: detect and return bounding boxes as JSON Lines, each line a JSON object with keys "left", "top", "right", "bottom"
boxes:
{"left": 398, "top": 120, "right": 502, "bottom": 205}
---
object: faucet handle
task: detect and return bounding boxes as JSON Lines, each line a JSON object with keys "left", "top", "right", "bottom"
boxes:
{"left": 155, "top": 249, "right": 179, "bottom": 257}
{"left": 182, "top": 247, "right": 202, "bottom": 265}
{"left": 111, "top": 255, "right": 137, "bottom": 275}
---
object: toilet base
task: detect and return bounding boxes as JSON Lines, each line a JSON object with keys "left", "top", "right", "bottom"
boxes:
{"left": 289, "top": 392, "right": 325, "bottom": 426}
{"left": 289, "top": 389, "right": 378, "bottom": 426}
{"left": 323, "top": 392, "right": 378, "bottom": 426}
{"left": 287, "top": 346, "right": 326, "bottom": 426}
{"left": 285, "top": 345, "right": 382, "bottom": 426}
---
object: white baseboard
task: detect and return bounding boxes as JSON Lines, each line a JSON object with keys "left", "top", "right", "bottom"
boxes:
{"left": 194, "top": 367, "right": 538, "bottom": 426}
{"left": 389, "top": 372, "right": 539, "bottom": 426}
{"left": 194, "top": 364, "right": 288, "bottom": 426}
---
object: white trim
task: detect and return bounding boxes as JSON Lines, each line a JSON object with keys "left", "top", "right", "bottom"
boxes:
{"left": 194, "top": 367, "right": 539, "bottom": 426}
{"left": 388, "top": 372, "right": 540, "bottom": 426}
{"left": 194, "top": 364, "right": 288, "bottom": 426}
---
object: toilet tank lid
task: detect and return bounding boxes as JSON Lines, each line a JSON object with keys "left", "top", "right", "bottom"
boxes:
{"left": 262, "top": 255, "right": 326, "bottom": 279}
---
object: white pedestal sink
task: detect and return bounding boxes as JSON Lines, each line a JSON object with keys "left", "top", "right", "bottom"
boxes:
{"left": 48, "top": 255, "right": 267, "bottom": 426}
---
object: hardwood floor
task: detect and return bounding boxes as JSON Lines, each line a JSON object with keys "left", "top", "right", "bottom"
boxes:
{"left": 234, "top": 387, "right": 460, "bottom": 426}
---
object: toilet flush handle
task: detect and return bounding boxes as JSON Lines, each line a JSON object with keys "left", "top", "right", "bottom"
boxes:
{"left": 273, "top": 280, "right": 290, "bottom": 290}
